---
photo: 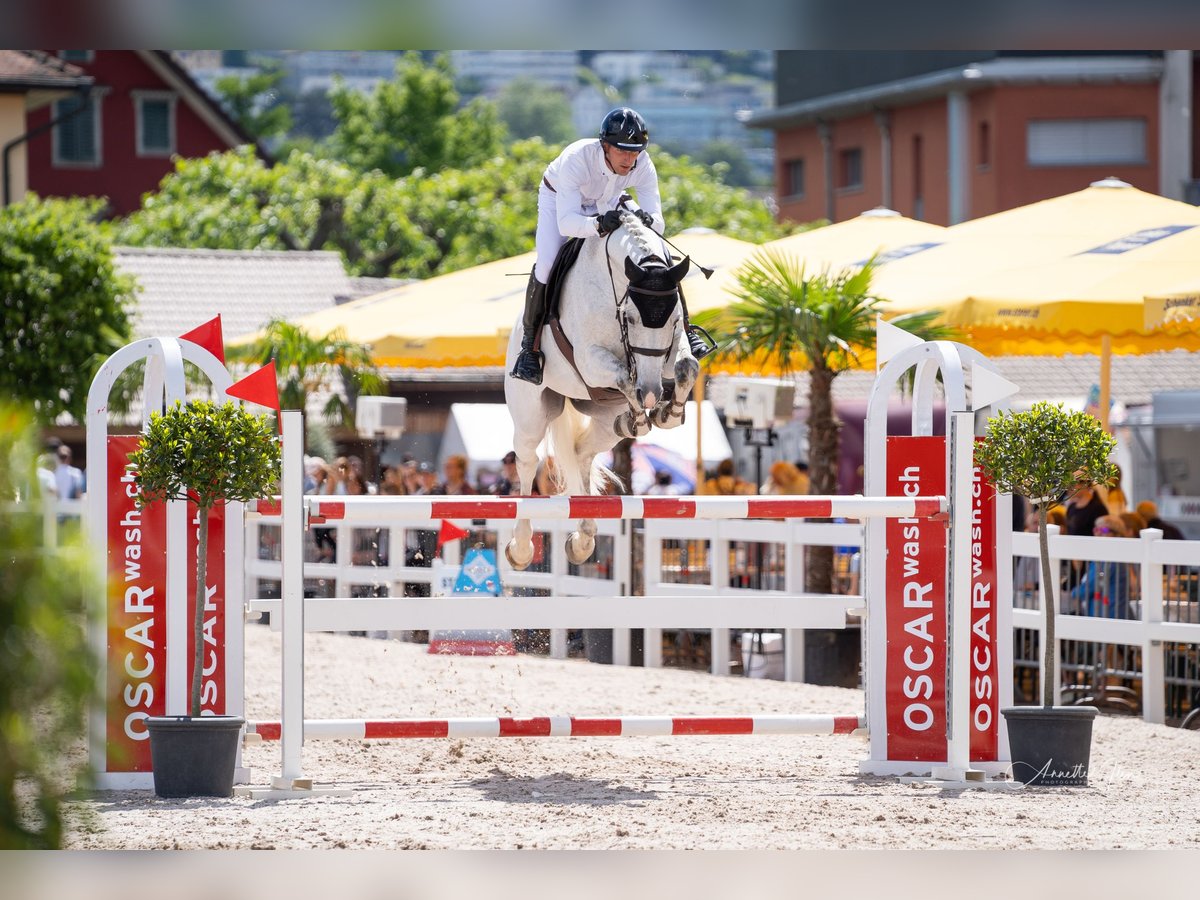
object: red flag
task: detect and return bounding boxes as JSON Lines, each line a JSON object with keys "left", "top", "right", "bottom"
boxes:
{"left": 436, "top": 520, "right": 468, "bottom": 549}
{"left": 227, "top": 361, "right": 280, "bottom": 411}
{"left": 179, "top": 315, "right": 225, "bottom": 365}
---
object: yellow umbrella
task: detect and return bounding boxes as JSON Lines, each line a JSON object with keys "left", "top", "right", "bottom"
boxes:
{"left": 873, "top": 178, "right": 1200, "bottom": 326}
{"left": 761, "top": 207, "right": 948, "bottom": 271}
{"left": 1145, "top": 276, "right": 1200, "bottom": 329}
{"left": 868, "top": 179, "right": 1200, "bottom": 428}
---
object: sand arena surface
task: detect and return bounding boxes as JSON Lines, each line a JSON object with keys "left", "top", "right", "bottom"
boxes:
{"left": 64, "top": 624, "right": 1200, "bottom": 850}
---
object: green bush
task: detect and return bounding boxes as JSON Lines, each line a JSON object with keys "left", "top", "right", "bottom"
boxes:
{"left": 0, "top": 405, "right": 97, "bottom": 848}
{"left": 975, "top": 402, "right": 1117, "bottom": 707}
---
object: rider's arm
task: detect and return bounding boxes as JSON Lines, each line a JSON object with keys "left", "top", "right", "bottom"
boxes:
{"left": 553, "top": 147, "right": 607, "bottom": 239}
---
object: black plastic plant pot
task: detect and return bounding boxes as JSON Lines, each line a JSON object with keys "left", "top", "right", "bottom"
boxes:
{"left": 1002, "top": 706, "right": 1098, "bottom": 787}
{"left": 145, "top": 715, "right": 245, "bottom": 798}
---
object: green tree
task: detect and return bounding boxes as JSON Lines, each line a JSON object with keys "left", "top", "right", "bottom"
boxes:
{"left": 116, "top": 140, "right": 793, "bottom": 280}
{"left": 0, "top": 406, "right": 97, "bottom": 847}
{"left": 325, "top": 51, "right": 506, "bottom": 178}
{"left": 692, "top": 253, "right": 952, "bottom": 592}
{"left": 0, "top": 195, "right": 135, "bottom": 424}
{"left": 117, "top": 147, "right": 438, "bottom": 278}
{"left": 228, "top": 318, "right": 386, "bottom": 429}
{"left": 497, "top": 78, "right": 576, "bottom": 143}
{"left": 214, "top": 59, "right": 293, "bottom": 141}
{"left": 692, "top": 140, "right": 764, "bottom": 189}
{"left": 975, "top": 403, "right": 1117, "bottom": 707}
{"left": 129, "top": 401, "right": 280, "bottom": 715}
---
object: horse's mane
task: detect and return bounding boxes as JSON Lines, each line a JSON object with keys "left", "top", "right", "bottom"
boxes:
{"left": 620, "top": 212, "right": 661, "bottom": 265}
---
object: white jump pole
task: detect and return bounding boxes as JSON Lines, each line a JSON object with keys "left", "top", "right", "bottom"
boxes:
{"left": 274, "top": 410, "right": 307, "bottom": 790}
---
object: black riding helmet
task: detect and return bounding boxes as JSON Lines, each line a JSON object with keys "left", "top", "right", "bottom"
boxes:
{"left": 599, "top": 107, "right": 649, "bottom": 151}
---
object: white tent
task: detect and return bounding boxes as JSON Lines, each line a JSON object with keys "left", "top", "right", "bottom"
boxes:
{"left": 439, "top": 401, "right": 731, "bottom": 488}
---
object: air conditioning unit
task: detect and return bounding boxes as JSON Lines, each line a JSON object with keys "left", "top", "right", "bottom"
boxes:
{"left": 356, "top": 396, "right": 407, "bottom": 439}
{"left": 722, "top": 377, "right": 795, "bottom": 430}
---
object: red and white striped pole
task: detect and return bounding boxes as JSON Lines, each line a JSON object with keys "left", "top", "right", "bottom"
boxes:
{"left": 249, "top": 493, "right": 947, "bottom": 524}
{"left": 248, "top": 714, "right": 866, "bottom": 741}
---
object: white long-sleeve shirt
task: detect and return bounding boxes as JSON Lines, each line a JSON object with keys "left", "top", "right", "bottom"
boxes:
{"left": 542, "top": 139, "right": 663, "bottom": 238}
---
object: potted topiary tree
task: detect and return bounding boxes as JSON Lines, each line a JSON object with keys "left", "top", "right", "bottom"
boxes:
{"left": 974, "top": 401, "right": 1117, "bottom": 786}
{"left": 129, "top": 399, "right": 280, "bottom": 797}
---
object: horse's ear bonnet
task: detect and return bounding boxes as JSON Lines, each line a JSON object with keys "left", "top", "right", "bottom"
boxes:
{"left": 624, "top": 257, "right": 684, "bottom": 329}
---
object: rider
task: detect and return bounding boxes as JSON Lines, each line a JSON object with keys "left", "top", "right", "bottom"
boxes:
{"left": 509, "top": 107, "right": 712, "bottom": 385}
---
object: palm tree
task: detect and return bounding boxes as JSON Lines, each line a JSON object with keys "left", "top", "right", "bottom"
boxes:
{"left": 692, "top": 251, "right": 952, "bottom": 593}
{"left": 228, "top": 318, "right": 386, "bottom": 431}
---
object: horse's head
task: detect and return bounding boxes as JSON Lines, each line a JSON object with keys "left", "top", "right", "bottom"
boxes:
{"left": 608, "top": 212, "right": 691, "bottom": 412}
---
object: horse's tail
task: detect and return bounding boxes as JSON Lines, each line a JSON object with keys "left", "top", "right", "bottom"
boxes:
{"left": 547, "top": 400, "right": 621, "bottom": 495}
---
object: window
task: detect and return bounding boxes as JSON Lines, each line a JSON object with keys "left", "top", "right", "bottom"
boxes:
{"left": 784, "top": 158, "right": 805, "bottom": 198}
{"left": 1027, "top": 118, "right": 1147, "bottom": 167}
{"left": 134, "top": 92, "right": 176, "bottom": 156}
{"left": 837, "top": 147, "right": 862, "bottom": 190}
{"left": 58, "top": 50, "right": 94, "bottom": 63}
{"left": 978, "top": 121, "right": 991, "bottom": 169}
{"left": 52, "top": 94, "right": 99, "bottom": 166}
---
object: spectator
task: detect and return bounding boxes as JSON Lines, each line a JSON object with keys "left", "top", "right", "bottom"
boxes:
{"left": 324, "top": 457, "right": 351, "bottom": 494}
{"left": 413, "top": 462, "right": 438, "bottom": 495}
{"left": 400, "top": 459, "right": 421, "bottom": 494}
{"left": 54, "top": 444, "right": 85, "bottom": 500}
{"left": 434, "top": 454, "right": 476, "bottom": 495}
{"left": 699, "top": 459, "right": 755, "bottom": 496}
{"left": 647, "top": 470, "right": 682, "bottom": 495}
{"left": 347, "top": 455, "right": 375, "bottom": 494}
{"left": 36, "top": 452, "right": 57, "bottom": 500}
{"left": 379, "top": 464, "right": 406, "bottom": 495}
{"left": 1135, "top": 500, "right": 1185, "bottom": 540}
{"left": 1014, "top": 509, "right": 1042, "bottom": 605}
{"left": 1069, "top": 515, "right": 1137, "bottom": 618}
{"left": 1046, "top": 505, "right": 1067, "bottom": 530}
{"left": 1065, "top": 479, "right": 1108, "bottom": 536}
{"left": 1118, "top": 510, "right": 1146, "bottom": 538}
{"left": 344, "top": 465, "right": 370, "bottom": 496}
{"left": 760, "top": 460, "right": 808, "bottom": 495}
{"left": 533, "top": 457, "right": 560, "bottom": 496}
{"left": 303, "top": 456, "right": 328, "bottom": 494}
{"left": 1102, "top": 463, "right": 1128, "bottom": 516}
{"left": 491, "top": 451, "right": 519, "bottom": 496}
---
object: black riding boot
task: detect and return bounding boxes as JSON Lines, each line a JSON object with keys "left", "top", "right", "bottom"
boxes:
{"left": 680, "top": 297, "right": 713, "bottom": 360}
{"left": 510, "top": 273, "right": 548, "bottom": 384}
{"left": 686, "top": 325, "right": 713, "bottom": 360}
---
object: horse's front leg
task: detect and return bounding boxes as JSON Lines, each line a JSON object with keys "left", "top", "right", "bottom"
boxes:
{"left": 503, "top": 428, "right": 548, "bottom": 572}
{"left": 577, "top": 346, "right": 651, "bottom": 440}
{"left": 651, "top": 330, "right": 699, "bottom": 429}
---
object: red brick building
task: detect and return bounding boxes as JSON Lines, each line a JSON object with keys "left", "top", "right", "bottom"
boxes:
{"left": 750, "top": 52, "right": 1196, "bottom": 225}
{"left": 22, "top": 50, "right": 264, "bottom": 216}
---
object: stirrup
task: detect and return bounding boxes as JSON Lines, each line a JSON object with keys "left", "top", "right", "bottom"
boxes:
{"left": 686, "top": 325, "right": 716, "bottom": 360}
{"left": 510, "top": 348, "right": 545, "bottom": 385}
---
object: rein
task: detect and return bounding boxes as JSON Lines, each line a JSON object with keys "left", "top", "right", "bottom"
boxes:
{"left": 601, "top": 229, "right": 678, "bottom": 377}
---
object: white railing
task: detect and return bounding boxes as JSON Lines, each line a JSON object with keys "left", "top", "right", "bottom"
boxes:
{"left": 1011, "top": 526, "right": 1200, "bottom": 725}
{"left": 43, "top": 499, "right": 1200, "bottom": 727}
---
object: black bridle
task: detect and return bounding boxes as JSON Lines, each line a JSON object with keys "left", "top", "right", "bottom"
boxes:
{"left": 602, "top": 231, "right": 682, "bottom": 376}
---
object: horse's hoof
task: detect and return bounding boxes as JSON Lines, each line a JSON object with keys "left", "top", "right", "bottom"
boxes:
{"left": 565, "top": 534, "right": 595, "bottom": 566}
{"left": 505, "top": 540, "right": 533, "bottom": 571}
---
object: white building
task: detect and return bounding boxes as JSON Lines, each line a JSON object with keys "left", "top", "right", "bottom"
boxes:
{"left": 449, "top": 51, "right": 580, "bottom": 96}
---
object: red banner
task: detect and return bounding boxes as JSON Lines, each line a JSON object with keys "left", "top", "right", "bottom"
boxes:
{"left": 884, "top": 436, "right": 947, "bottom": 762}
{"left": 969, "top": 446, "right": 999, "bottom": 761}
{"left": 188, "top": 502, "right": 227, "bottom": 715}
{"left": 105, "top": 438, "right": 229, "bottom": 774}
{"left": 106, "top": 436, "right": 167, "bottom": 773}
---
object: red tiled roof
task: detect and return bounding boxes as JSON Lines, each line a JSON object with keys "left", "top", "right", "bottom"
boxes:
{"left": 0, "top": 50, "right": 89, "bottom": 86}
